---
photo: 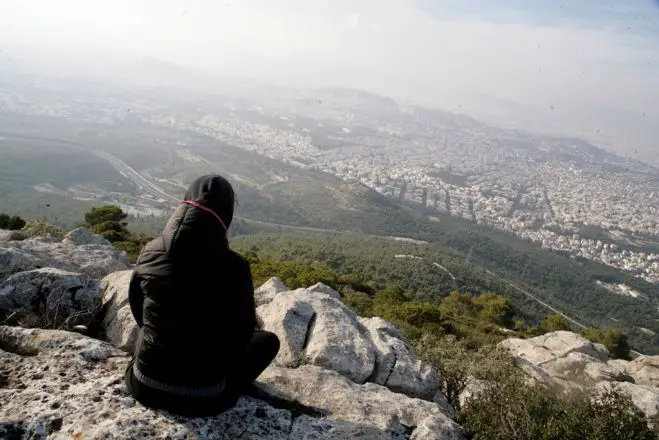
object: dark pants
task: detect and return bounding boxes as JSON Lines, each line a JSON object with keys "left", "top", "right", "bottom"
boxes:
{"left": 125, "top": 330, "right": 280, "bottom": 417}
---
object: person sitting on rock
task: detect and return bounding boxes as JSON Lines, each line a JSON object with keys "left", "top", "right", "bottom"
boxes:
{"left": 124, "top": 174, "right": 280, "bottom": 417}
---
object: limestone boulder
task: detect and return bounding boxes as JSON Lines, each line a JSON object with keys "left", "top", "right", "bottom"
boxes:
{"left": 501, "top": 331, "right": 659, "bottom": 419}
{"left": 360, "top": 316, "right": 439, "bottom": 400}
{"left": 254, "top": 277, "right": 289, "bottom": 306}
{"left": 628, "top": 356, "right": 659, "bottom": 387}
{"left": 257, "top": 287, "right": 376, "bottom": 384}
{"left": 258, "top": 364, "right": 465, "bottom": 439}
{"left": 0, "top": 325, "right": 465, "bottom": 440}
{"left": 500, "top": 331, "right": 612, "bottom": 388}
{"left": 307, "top": 282, "right": 341, "bottom": 300}
{"left": 62, "top": 227, "right": 113, "bottom": 246}
{"left": 0, "top": 268, "right": 101, "bottom": 328}
{"left": 0, "top": 229, "right": 130, "bottom": 281}
{"left": 100, "top": 270, "right": 138, "bottom": 352}
{"left": 0, "top": 229, "right": 28, "bottom": 242}
{"left": 596, "top": 381, "right": 659, "bottom": 418}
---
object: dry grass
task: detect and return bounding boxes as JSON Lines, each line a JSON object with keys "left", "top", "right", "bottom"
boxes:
{"left": 1, "top": 297, "right": 102, "bottom": 333}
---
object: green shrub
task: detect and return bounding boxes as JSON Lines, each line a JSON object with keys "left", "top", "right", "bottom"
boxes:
{"left": 114, "top": 234, "right": 152, "bottom": 263}
{"left": 415, "top": 333, "right": 518, "bottom": 411}
{"left": 582, "top": 327, "right": 631, "bottom": 360}
{"left": 82, "top": 206, "right": 152, "bottom": 262}
{"left": 374, "top": 284, "right": 409, "bottom": 304}
{"left": 458, "top": 376, "right": 655, "bottom": 440}
{"left": 21, "top": 218, "right": 65, "bottom": 240}
{"left": 539, "top": 313, "right": 573, "bottom": 333}
{"left": 343, "top": 291, "right": 374, "bottom": 317}
{"left": 0, "top": 213, "right": 26, "bottom": 230}
{"left": 84, "top": 205, "right": 127, "bottom": 226}
{"left": 375, "top": 301, "right": 443, "bottom": 329}
{"left": 472, "top": 292, "right": 513, "bottom": 326}
{"left": 250, "top": 260, "right": 339, "bottom": 290}
{"left": 92, "top": 220, "right": 131, "bottom": 242}
{"left": 439, "top": 291, "right": 478, "bottom": 319}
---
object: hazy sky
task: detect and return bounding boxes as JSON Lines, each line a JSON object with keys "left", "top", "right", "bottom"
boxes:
{"left": 1, "top": 0, "right": 658, "bottom": 157}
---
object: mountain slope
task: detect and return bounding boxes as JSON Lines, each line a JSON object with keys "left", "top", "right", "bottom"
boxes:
{"left": 233, "top": 232, "right": 659, "bottom": 355}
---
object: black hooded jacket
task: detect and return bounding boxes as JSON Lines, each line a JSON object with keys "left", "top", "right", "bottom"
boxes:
{"left": 128, "top": 174, "right": 256, "bottom": 387}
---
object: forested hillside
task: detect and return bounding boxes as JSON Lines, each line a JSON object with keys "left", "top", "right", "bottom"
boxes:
{"left": 5, "top": 200, "right": 658, "bottom": 354}
{"left": 233, "top": 233, "right": 659, "bottom": 354}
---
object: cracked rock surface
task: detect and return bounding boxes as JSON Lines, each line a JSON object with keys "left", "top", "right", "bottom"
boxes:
{"left": 103, "top": 275, "right": 442, "bottom": 401}
{"left": 0, "top": 325, "right": 465, "bottom": 439}
{"left": 498, "top": 330, "right": 659, "bottom": 419}
{"left": 0, "top": 268, "right": 101, "bottom": 328}
{"left": 0, "top": 228, "right": 130, "bottom": 280}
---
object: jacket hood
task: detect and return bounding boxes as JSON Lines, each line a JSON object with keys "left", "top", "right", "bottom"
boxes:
{"left": 159, "top": 174, "right": 236, "bottom": 265}
{"left": 183, "top": 174, "right": 235, "bottom": 230}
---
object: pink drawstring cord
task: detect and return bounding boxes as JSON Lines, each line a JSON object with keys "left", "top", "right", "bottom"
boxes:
{"left": 181, "top": 200, "right": 227, "bottom": 233}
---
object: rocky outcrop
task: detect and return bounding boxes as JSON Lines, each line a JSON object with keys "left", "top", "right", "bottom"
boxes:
{"left": 360, "top": 317, "right": 438, "bottom": 400}
{"left": 258, "top": 365, "right": 463, "bottom": 440}
{"left": 258, "top": 284, "right": 443, "bottom": 402}
{"left": 273, "top": 288, "right": 376, "bottom": 384}
{"left": 100, "top": 270, "right": 137, "bottom": 351}
{"left": 498, "top": 331, "right": 659, "bottom": 418}
{"left": 100, "top": 274, "right": 442, "bottom": 402}
{"left": 0, "top": 324, "right": 464, "bottom": 439}
{"left": 499, "top": 331, "right": 616, "bottom": 388}
{"left": 0, "top": 268, "right": 101, "bottom": 328}
{"left": 62, "top": 227, "right": 113, "bottom": 246}
{"left": 254, "top": 277, "right": 290, "bottom": 306}
{"left": 0, "top": 229, "right": 130, "bottom": 280}
{"left": 0, "top": 229, "right": 128, "bottom": 330}
{"left": 257, "top": 291, "right": 316, "bottom": 367}
{"left": 308, "top": 282, "right": 342, "bottom": 300}
{"left": 0, "top": 229, "right": 28, "bottom": 242}
{"left": 255, "top": 284, "right": 440, "bottom": 399}
{"left": 596, "top": 381, "right": 659, "bottom": 418}
{"left": 500, "top": 331, "right": 610, "bottom": 369}
{"left": 624, "top": 356, "right": 659, "bottom": 387}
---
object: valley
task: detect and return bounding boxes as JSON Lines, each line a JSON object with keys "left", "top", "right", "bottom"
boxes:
{"left": 1, "top": 74, "right": 659, "bottom": 354}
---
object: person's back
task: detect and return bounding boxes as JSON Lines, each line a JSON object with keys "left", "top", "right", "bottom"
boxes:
{"left": 124, "top": 174, "right": 280, "bottom": 416}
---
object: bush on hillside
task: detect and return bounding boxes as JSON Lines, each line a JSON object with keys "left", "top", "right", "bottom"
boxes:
{"left": 458, "top": 374, "right": 655, "bottom": 440}
{"left": 343, "top": 291, "right": 375, "bottom": 317}
{"left": 539, "top": 313, "right": 573, "bottom": 333}
{"left": 113, "top": 234, "right": 152, "bottom": 263}
{"left": 85, "top": 205, "right": 132, "bottom": 244}
{"left": 582, "top": 327, "right": 631, "bottom": 360}
{"left": 21, "top": 218, "right": 66, "bottom": 240}
{"left": 82, "top": 205, "right": 152, "bottom": 262}
{"left": 472, "top": 292, "right": 514, "bottom": 327}
{"left": 0, "top": 213, "right": 26, "bottom": 230}
{"left": 415, "top": 333, "right": 518, "bottom": 411}
{"left": 377, "top": 301, "right": 444, "bottom": 330}
{"left": 439, "top": 291, "right": 478, "bottom": 319}
{"left": 250, "top": 259, "right": 340, "bottom": 290}
{"left": 84, "top": 205, "right": 128, "bottom": 226}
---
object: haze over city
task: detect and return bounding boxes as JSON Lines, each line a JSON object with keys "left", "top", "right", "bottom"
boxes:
{"left": 1, "top": 0, "right": 658, "bottom": 161}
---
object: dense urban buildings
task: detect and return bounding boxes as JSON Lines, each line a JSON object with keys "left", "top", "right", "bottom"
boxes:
{"left": 2, "top": 84, "right": 658, "bottom": 284}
